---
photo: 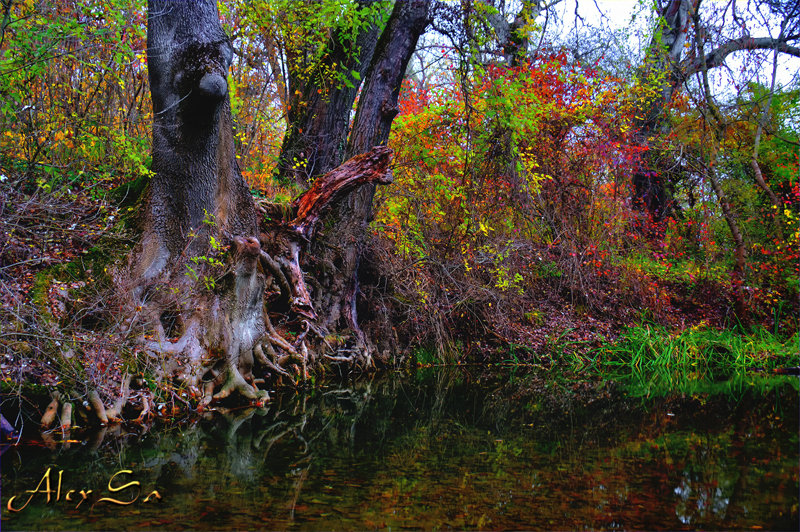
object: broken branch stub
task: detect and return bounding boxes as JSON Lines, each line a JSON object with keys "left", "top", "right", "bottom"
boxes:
{"left": 289, "top": 146, "right": 393, "bottom": 240}
{"left": 259, "top": 146, "right": 394, "bottom": 320}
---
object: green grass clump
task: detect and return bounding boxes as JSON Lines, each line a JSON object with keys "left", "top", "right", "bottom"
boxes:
{"left": 620, "top": 253, "right": 730, "bottom": 285}
{"left": 576, "top": 324, "right": 799, "bottom": 396}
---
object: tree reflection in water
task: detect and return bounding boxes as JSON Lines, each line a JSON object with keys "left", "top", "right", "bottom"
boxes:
{"left": 1, "top": 369, "right": 797, "bottom": 530}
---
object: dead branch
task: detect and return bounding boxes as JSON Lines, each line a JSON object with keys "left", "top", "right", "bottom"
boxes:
{"left": 289, "top": 146, "right": 394, "bottom": 240}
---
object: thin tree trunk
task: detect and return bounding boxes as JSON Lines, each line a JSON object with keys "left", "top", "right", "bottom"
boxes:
{"left": 696, "top": 14, "right": 747, "bottom": 319}
{"left": 705, "top": 150, "right": 747, "bottom": 278}
{"left": 750, "top": 23, "right": 785, "bottom": 239}
{"left": 263, "top": 34, "right": 289, "bottom": 124}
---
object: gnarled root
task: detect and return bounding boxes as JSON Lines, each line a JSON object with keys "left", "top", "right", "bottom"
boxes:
{"left": 88, "top": 390, "right": 109, "bottom": 424}
{"left": 133, "top": 390, "right": 154, "bottom": 423}
{"left": 40, "top": 392, "right": 60, "bottom": 429}
{"left": 212, "top": 357, "right": 269, "bottom": 405}
{"left": 255, "top": 342, "right": 291, "bottom": 378}
{"left": 104, "top": 375, "right": 131, "bottom": 421}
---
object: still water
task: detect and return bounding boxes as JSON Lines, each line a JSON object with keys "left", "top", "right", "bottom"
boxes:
{"left": 2, "top": 368, "right": 798, "bottom": 530}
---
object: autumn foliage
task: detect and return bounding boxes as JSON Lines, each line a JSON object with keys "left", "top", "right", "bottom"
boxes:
{"left": 369, "top": 48, "right": 798, "bottom": 354}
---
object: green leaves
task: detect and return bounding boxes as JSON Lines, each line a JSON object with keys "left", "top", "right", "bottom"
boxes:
{"left": 0, "top": 0, "right": 149, "bottom": 191}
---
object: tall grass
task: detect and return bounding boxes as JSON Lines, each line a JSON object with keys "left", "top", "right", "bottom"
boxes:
{"left": 576, "top": 324, "right": 799, "bottom": 396}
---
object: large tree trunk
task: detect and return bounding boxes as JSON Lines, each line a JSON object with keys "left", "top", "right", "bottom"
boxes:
{"left": 115, "top": 1, "right": 412, "bottom": 415}
{"left": 268, "top": 1, "right": 430, "bottom": 360}
{"left": 631, "top": 0, "right": 700, "bottom": 220}
{"left": 305, "top": 0, "right": 431, "bottom": 357}
{"left": 139, "top": 0, "right": 258, "bottom": 281}
{"left": 129, "top": 0, "right": 268, "bottom": 406}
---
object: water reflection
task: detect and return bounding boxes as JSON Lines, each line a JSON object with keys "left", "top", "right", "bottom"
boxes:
{"left": 2, "top": 369, "right": 798, "bottom": 530}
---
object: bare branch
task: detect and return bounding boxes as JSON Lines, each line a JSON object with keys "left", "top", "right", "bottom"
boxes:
{"left": 683, "top": 36, "right": 800, "bottom": 76}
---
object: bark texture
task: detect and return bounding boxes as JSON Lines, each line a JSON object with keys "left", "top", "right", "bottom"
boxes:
{"left": 275, "top": 1, "right": 385, "bottom": 186}
{"left": 127, "top": 0, "right": 269, "bottom": 407}
{"left": 306, "top": 0, "right": 431, "bottom": 355}
{"left": 139, "top": 0, "right": 258, "bottom": 282}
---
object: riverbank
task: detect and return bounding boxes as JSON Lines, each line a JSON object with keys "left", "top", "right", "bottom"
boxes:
{"left": 1, "top": 173, "right": 798, "bottom": 431}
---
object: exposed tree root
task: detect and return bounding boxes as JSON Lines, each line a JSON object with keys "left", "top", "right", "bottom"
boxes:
{"left": 254, "top": 342, "right": 292, "bottom": 378}
{"left": 38, "top": 375, "right": 134, "bottom": 432}
{"left": 104, "top": 375, "right": 131, "bottom": 421}
{"left": 259, "top": 249, "right": 293, "bottom": 306}
{"left": 40, "top": 393, "right": 60, "bottom": 429}
{"left": 212, "top": 359, "right": 268, "bottom": 403}
{"left": 133, "top": 390, "right": 154, "bottom": 422}
{"left": 112, "top": 148, "right": 395, "bottom": 415}
{"left": 60, "top": 402, "right": 72, "bottom": 431}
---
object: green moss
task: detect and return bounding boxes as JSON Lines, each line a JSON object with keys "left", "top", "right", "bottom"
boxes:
{"left": 30, "top": 271, "right": 56, "bottom": 323}
{"left": 0, "top": 379, "right": 51, "bottom": 399}
{"left": 110, "top": 173, "right": 149, "bottom": 208}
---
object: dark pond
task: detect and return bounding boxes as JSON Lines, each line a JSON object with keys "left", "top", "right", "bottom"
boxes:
{"left": 2, "top": 368, "right": 798, "bottom": 530}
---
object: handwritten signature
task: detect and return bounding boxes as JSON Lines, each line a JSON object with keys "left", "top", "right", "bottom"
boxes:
{"left": 6, "top": 467, "right": 161, "bottom": 512}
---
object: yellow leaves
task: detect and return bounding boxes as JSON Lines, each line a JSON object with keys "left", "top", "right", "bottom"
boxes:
{"left": 11, "top": 0, "right": 35, "bottom": 15}
{"left": 523, "top": 170, "right": 553, "bottom": 195}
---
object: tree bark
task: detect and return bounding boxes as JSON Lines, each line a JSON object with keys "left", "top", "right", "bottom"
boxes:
{"left": 306, "top": 0, "right": 431, "bottom": 352}
{"left": 130, "top": 0, "right": 268, "bottom": 405}
{"left": 483, "top": 0, "right": 539, "bottom": 67}
{"left": 274, "top": 1, "right": 385, "bottom": 186}
{"left": 139, "top": 0, "right": 258, "bottom": 282}
{"left": 631, "top": 0, "right": 700, "bottom": 220}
